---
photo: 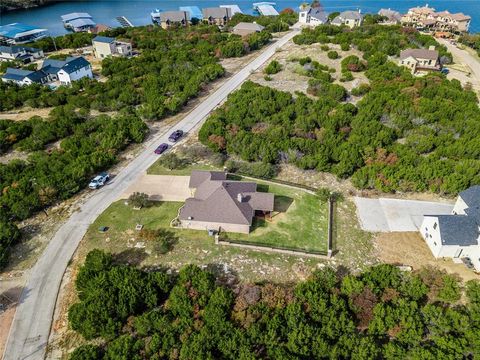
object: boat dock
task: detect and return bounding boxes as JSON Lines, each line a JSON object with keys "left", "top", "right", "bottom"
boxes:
{"left": 116, "top": 16, "right": 134, "bottom": 28}
{"left": 61, "top": 12, "right": 96, "bottom": 32}
{"left": 253, "top": 2, "right": 279, "bottom": 16}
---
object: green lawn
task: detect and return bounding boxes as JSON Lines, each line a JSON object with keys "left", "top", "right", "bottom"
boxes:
{"left": 231, "top": 183, "right": 328, "bottom": 253}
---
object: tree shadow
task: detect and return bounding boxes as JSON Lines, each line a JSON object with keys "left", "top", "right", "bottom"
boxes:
{"left": 205, "top": 263, "right": 239, "bottom": 287}
{"left": 273, "top": 195, "right": 294, "bottom": 212}
{"left": 114, "top": 248, "right": 148, "bottom": 266}
{"left": 4, "top": 224, "right": 41, "bottom": 270}
{"left": 0, "top": 286, "right": 29, "bottom": 308}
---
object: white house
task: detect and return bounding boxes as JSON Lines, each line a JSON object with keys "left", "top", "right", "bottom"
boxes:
{"left": 420, "top": 186, "right": 480, "bottom": 271}
{"left": 331, "top": 10, "right": 363, "bottom": 28}
{"left": 298, "top": 7, "right": 328, "bottom": 27}
{"left": 0, "top": 46, "right": 44, "bottom": 63}
{"left": 1, "top": 67, "right": 49, "bottom": 86}
{"left": 55, "top": 57, "right": 93, "bottom": 85}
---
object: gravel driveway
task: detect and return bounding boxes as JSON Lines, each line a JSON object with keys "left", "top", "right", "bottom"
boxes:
{"left": 354, "top": 197, "right": 454, "bottom": 232}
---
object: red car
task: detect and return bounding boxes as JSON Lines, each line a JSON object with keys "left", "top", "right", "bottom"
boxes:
{"left": 154, "top": 143, "right": 168, "bottom": 154}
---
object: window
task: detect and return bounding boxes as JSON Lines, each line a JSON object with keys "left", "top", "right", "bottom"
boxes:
{"left": 433, "top": 222, "right": 437, "bottom": 230}
{"left": 434, "top": 241, "right": 437, "bottom": 246}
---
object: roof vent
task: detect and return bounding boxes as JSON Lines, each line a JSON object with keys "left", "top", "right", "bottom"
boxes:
{"left": 187, "top": 216, "right": 193, "bottom": 220}
{"left": 237, "top": 193, "right": 244, "bottom": 202}
{"left": 428, "top": 45, "right": 436, "bottom": 51}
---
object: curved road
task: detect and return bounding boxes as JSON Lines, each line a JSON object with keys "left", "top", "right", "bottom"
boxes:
{"left": 3, "top": 30, "right": 299, "bottom": 360}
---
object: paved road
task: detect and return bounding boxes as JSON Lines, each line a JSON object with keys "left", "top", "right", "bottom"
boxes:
{"left": 438, "top": 38, "right": 480, "bottom": 92}
{"left": 3, "top": 30, "right": 299, "bottom": 360}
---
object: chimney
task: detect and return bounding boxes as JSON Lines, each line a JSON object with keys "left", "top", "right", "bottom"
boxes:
{"left": 428, "top": 45, "right": 435, "bottom": 51}
{"left": 237, "top": 193, "right": 244, "bottom": 202}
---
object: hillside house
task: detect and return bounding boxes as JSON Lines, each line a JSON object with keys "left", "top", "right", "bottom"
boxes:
{"left": 0, "top": 45, "right": 44, "bottom": 63}
{"left": 92, "top": 36, "right": 132, "bottom": 58}
{"left": 401, "top": 5, "right": 471, "bottom": 33}
{"left": 298, "top": 7, "right": 328, "bottom": 27}
{"left": 331, "top": 11, "right": 363, "bottom": 28}
{"left": 232, "top": 22, "right": 265, "bottom": 36}
{"left": 202, "top": 7, "right": 232, "bottom": 26}
{"left": 399, "top": 47, "right": 441, "bottom": 74}
{"left": 420, "top": 186, "right": 480, "bottom": 271}
{"left": 178, "top": 171, "right": 274, "bottom": 234}
{"left": 1, "top": 67, "right": 49, "bottom": 86}
{"left": 378, "top": 8, "right": 402, "bottom": 25}
{"left": 158, "top": 11, "right": 190, "bottom": 29}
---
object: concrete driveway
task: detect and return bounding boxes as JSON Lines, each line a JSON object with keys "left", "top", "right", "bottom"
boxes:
{"left": 354, "top": 197, "right": 454, "bottom": 232}
{"left": 121, "top": 174, "right": 191, "bottom": 202}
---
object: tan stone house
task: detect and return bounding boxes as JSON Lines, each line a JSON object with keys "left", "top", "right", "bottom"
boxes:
{"left": 158, "top": 11, "right": 190, "bottom": 29}
{"left": 232, "top": 22, "right": 265, "bottom": 37}
{"left": 202, "top": 7, "right": 232, "bottom": 26}
{"left": 178, "top": 171, "right": 274, "bottom": 234}
{"left": 399, "top": 47, "right": 441, "bottom": 74}
{"left": 92, "top": 36, "right": 132, "bottom": 59}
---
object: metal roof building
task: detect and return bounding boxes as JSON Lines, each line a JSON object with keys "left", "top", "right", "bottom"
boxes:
{"left": 179, "top": 6, "right": 203, "bottom": 19}
{"left": 220, "top": 5, "right": 243, "bottom": 16}
{"left": 253, "top": 2, "right": 279, "bottom": 16}
{"left": 0, "top": 23, "right": 48, "bottom": 45}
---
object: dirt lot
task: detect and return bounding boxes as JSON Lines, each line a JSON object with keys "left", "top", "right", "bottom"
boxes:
{"left": 0, "top": 107, "right": 53, "bottom": 121}
{"left": 121, "top": 174, "right": 191, "bottom": 201}
{"left": 248, "top": 41, "right": 369, "bottom": 97}
{"left": 374, "top": 232, "right": 479, "bottom": 282}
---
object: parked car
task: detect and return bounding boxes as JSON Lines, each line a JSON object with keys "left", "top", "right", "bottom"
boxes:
{"left": 154, "top": 143, "right": 168, "bottom": 154}
{"left": 89, "top": 172, "right": 110, "bottom": 189}
{"left": 441, "top": 67, "right": 449, "bottom": 74}
{"left": 168, "top": 129, "right": 183, "bottom": 142}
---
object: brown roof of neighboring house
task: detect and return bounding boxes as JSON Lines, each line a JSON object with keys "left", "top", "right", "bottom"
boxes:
{"left": 450, "top": 13, "right": 471, "bottom": 21}
{"left": 400, "top": 48, "right": 439, "bottom": 61}
{"left": 160, "top": 11, "right": 189, "bottom": 23}
{"left": 180, "top": 171, "right": 274, "bottom": 226}
{"left": 189, "top": 170, "right": 226, "bottom": 188}
{"left": 89, "top": 24, "right": 111, "bottom": 34}
{"left": 202, "top": 7, "right": 232, "bottom": 20}
{"left": 232, "top": 22, "right": 265, "bottom": 32}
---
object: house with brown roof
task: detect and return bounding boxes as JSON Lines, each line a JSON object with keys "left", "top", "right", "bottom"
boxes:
{"left": 158, "top": 11, "right": 190, "bottom": 29}
{"left": 202, "top": 7, "right": 232, "bottom": 26}
{"left": 232, "top": 22, "right": 265, "bottom": 36}
{"left": 401, "top": 5, "right": 471, "bottom": 33}
{"left": 178, "top": 170, "right": 274, "bottom": 234}
{"left": 399, "top": 46, "right": 441, "bottom": 74}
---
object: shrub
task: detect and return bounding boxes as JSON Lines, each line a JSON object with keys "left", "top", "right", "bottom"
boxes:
{"left": 341, "top": 55, "right": 366, "bottom": 72}
{"left": 158, "top": 153, "right": 188, "bottom": 170}
{"left": 320, "top": 45, "right": 330, "bottom": 51}
{"left": 351, "top": 83, "right": 371, "bottom": 96}
{"left": 128, "top": 192, "right": 149, "bottom": 208}
{"left": 0, "top": 222, "right": 21, "bottom": 269}
{"left": 264, "top": 60, "right": 282, "bottom": 75}
{"left": 327, "top": 51, "right": 339, "bottom": 59}
{"left": 225, "top": 159, "right": 277, "bottom": 179}
{"left": 299, "top": 56, "right": 312, "bottom": 65}
{"left": 340, "top": 71, "right": 354, "bottom": 82}
{"left": 340, "top": 43, "right": 350, "bottom": 51}
{"left": 264, "top": 75, "right": 273, "bottom": 81}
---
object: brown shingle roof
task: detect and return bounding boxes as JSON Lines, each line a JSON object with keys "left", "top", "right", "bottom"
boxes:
{"left": 180, "top": 171, "right": 274, "bottom": 225}
{"left": 189, "top": 170, "right": 226, "bottom": 188}
{"left": 202, "top": 7, "right": 232, "bottom": 20}
{"left": 400, "top": 48, "right": 439, "bottom": 61}
{"left": 159, "top": 11, "right": 189, "bottom": 23}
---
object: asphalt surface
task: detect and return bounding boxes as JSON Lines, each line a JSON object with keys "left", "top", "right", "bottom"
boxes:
{"left": 3, "top": 30, "right": 299, "bottom": 360}
{"left": 438, "top": 38, "right": 480, "bottom": 92}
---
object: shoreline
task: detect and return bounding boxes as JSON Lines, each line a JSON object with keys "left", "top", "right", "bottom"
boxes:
{"left": 0, "top": 0, "right": 65, "bottom": 13}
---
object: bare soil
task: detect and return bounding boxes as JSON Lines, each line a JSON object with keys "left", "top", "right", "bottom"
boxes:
{"left": 248, "top": 41, "right": 369, "bottom": 97}
{"left": 0, "top": 107, "right": 53, "bottom": 121}
{"left": 374, "top": 232, "right": 479, "bottom": 282}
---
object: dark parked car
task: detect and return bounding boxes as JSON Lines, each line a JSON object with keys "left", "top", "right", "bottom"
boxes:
{"left": 154, "top": 143, "right": 168, "bottom": 154}
{"left": 168, "top": 129, "right": 183, "bottom": 142}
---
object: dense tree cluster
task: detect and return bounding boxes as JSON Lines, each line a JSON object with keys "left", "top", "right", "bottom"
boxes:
{"left": 458, "top": 33, "right": 480, "bottom": 55}
{"left": 200, "top": 24, "right": 480, "bottom": 195}
{"left": 69, "top": 250, "right": 480, "bottom": 359}
{"left": 0, "top": 24, "right": 275, "bottom": 267}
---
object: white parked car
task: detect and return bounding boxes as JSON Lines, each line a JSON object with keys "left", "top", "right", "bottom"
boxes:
{"left": 88, "top": 172, "right": 110, "bottom": 189}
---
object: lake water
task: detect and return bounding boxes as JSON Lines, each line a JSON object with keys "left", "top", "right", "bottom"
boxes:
{"left": 1, "top": 0, "right": 479, "bottom": 36}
